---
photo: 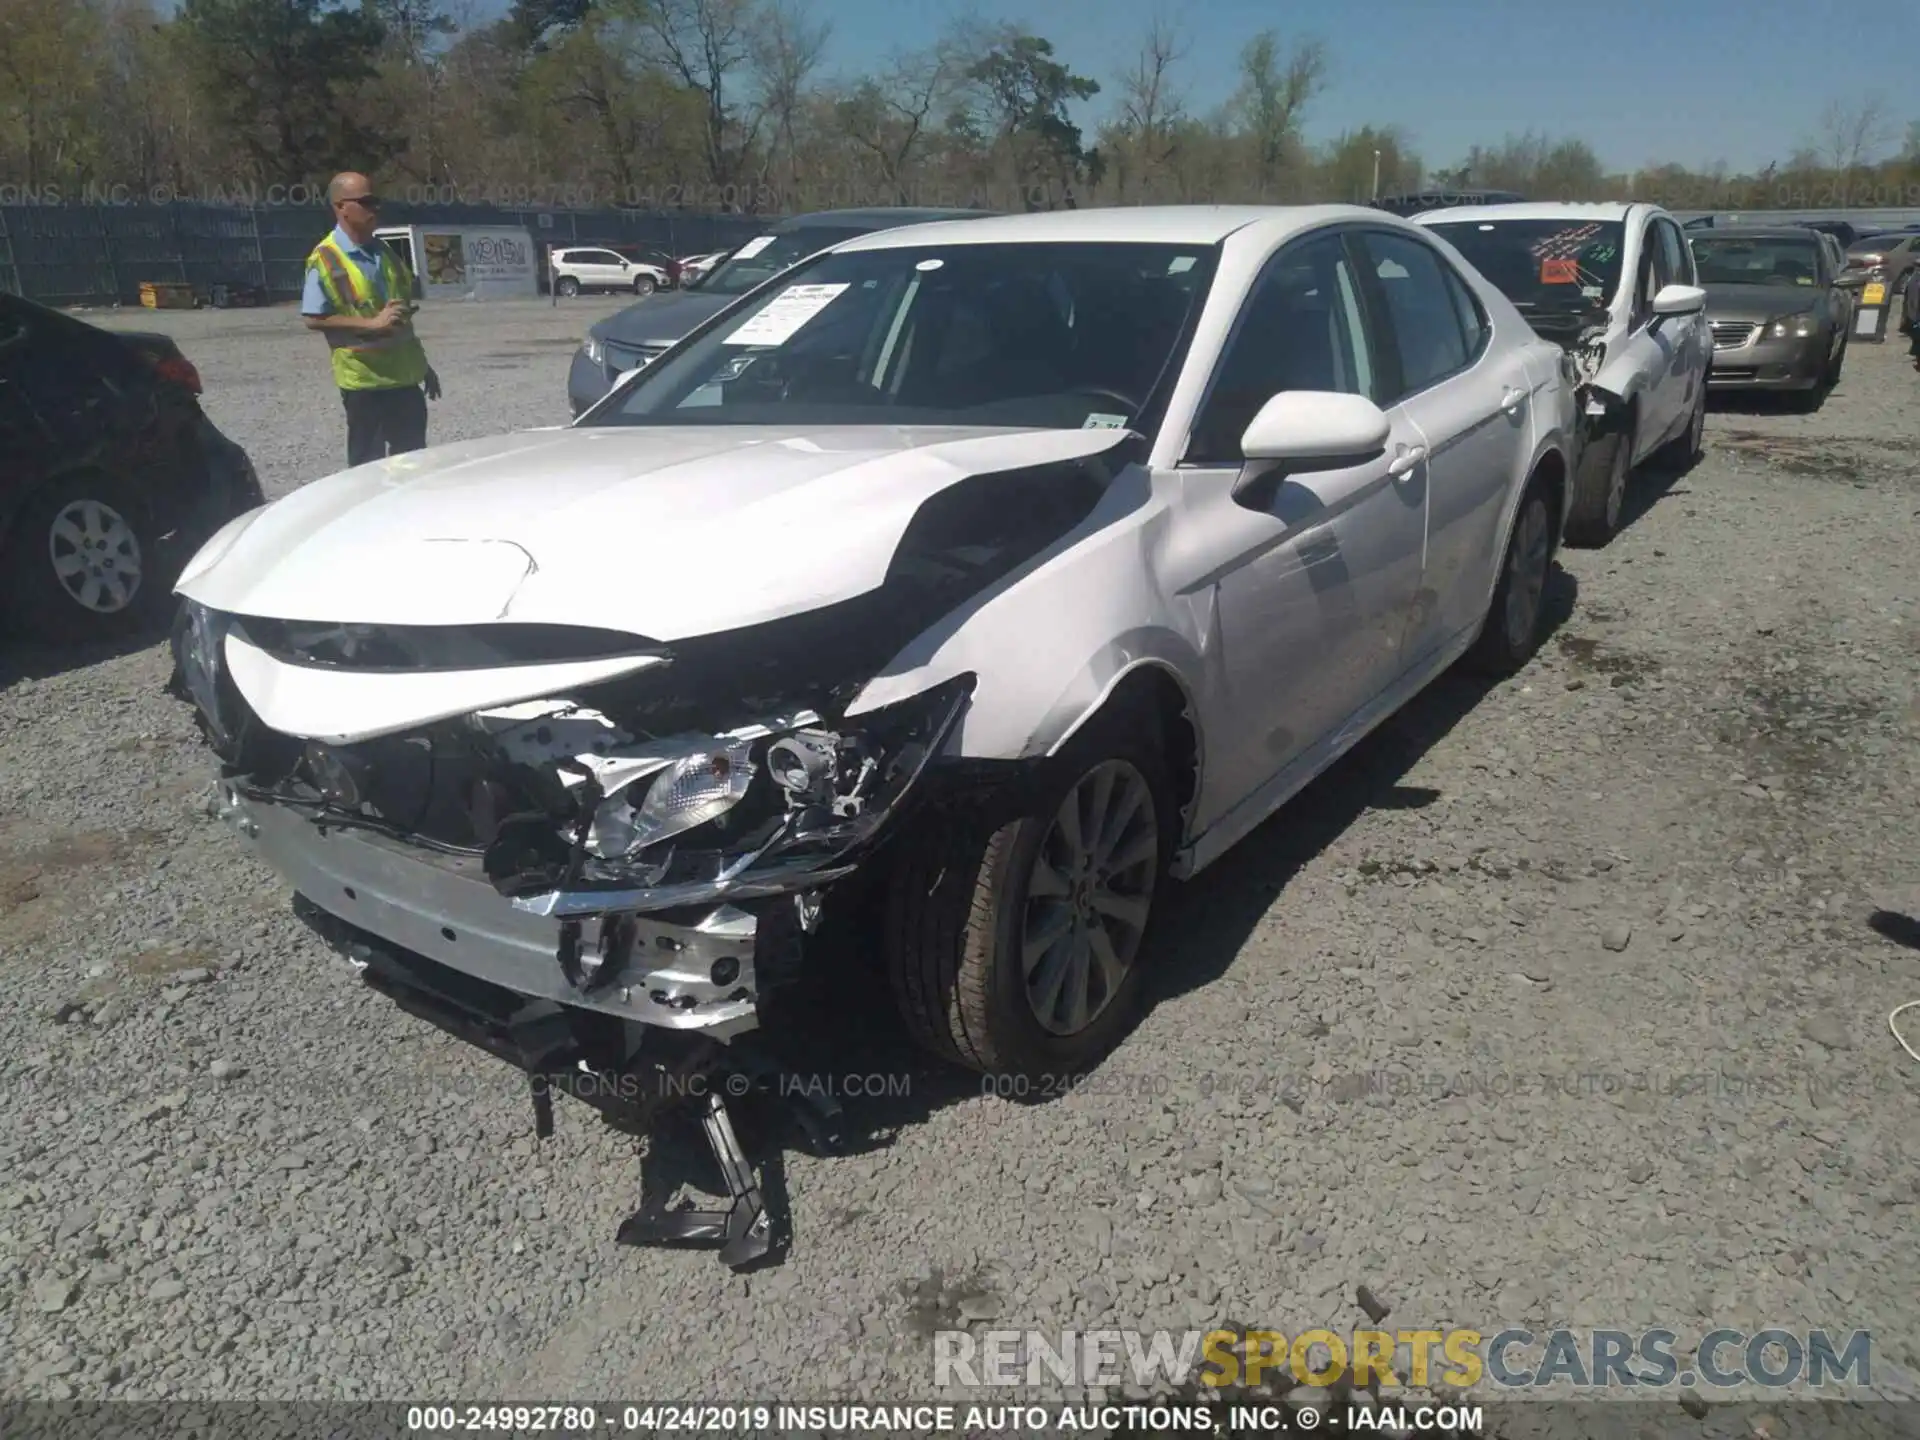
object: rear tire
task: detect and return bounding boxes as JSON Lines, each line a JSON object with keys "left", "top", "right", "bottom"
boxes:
{"left": 1462, "top": 477, "right": 1555, "bottom": 677}
{"left": 883, "top": 700, "right": 1176, "bottom": 1081}
{"left": 1565, "top": 411, "right": 1635, "bottom": 548}
{"left": 556, "top": 276, "right": 580, "bottom": 297}
{"left": 1, "top": 471, "right": 173, "bottom": 644}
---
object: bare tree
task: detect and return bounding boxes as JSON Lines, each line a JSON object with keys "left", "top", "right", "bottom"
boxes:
{"left": 641, "top": 0, "right": 767, "bottom": 194}
{"left": 1816, "top": 94, "right": 1892, "bottom": 175}
{"left": 1106, "top": 12, "right": 1186, "bottom": 199}
{"left": 830, "top": 39, "right": 962, "bottom": 204}
{"left": 749, "top": 0, "right": 829, "bottom": 202}
{"left": 1230, "top": 29, "right": 1325, "bottom": 194}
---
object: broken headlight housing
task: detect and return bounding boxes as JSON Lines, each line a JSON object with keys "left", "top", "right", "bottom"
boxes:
{"left": 488, "top": 673, "right": 976, "bottom": 908}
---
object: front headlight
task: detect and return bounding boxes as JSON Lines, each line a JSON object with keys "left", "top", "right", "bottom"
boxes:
{"left": 622, "top": 737, "right": 757, "bottom": 850}
{"left": 583, "top": 335, "right": 604, "bottom": 367}
{"left": 1770, "top": 314, "right": 1815, "bottom": 339}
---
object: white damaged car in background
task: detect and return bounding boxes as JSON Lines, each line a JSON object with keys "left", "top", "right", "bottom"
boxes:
{"left": 1416, "top": 202, "right": 1710, "bottom": 546}
{"left": 168, "top": 205, "right": 1577, "bottom": 1266}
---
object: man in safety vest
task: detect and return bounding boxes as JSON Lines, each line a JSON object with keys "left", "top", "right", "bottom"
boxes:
{"left": 301, "top": 172, "right": 442, "bottom": 467}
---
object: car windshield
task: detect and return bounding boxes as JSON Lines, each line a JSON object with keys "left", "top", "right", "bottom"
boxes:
{"left": 593, "top": 240, "right": 1214, "bottom": 433}
{"left": 1424, "top": 218, "right": 1627, "bottom": 312}
{"left": 1691, "top": 236, "right": 1822, "bottom": 288}
{"left": 693, "top": 228, "right": 872, "bottom": 296}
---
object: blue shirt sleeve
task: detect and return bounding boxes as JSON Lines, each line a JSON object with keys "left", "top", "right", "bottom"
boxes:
{"left": 301, "top": 264, "right": 332, "bottom": 317}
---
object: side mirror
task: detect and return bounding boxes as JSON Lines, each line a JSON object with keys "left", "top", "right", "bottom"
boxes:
{"left": 1232, "top": 392, "right": 1391, "bottom": 508}
{"left": 1834, "top": 272, "right": 1866, "bottom": 290}
{"left": 1651, "top": 283, "right": 1706, "bottom": 317}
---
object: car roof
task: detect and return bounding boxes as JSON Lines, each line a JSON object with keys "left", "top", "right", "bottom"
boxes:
{"left": 833, "top": 203, "right": 1395, "bottom": 251}
{"left": 1414, "top": 201, "right": 1643, "bottom": 225}
{"left": 1691, "top": 226, "right": 1824, "bottom": 241}
{"left": 770, "top": 207, "right": 997, "bottom": 233}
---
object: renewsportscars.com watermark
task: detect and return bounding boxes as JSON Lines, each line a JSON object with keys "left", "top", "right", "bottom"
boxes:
{"left": 934, "top": 1327, "right": 1874, "bottom": 1392}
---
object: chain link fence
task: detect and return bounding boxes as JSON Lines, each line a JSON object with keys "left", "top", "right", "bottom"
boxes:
{"left": 0, "top": 203, "right": 776, "bottom": 307}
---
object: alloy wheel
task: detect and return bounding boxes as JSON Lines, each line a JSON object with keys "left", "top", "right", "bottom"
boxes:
{"left": 48, "top": 498, "right": 142, "bottom": 614}
{"left": 1503, "top": 496, "right": 1551, "bottom": 649}
{"left": 1021, "top": 760, "right": 1160, "bottom": 1036}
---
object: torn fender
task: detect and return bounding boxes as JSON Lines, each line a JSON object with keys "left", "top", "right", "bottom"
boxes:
{"left": 173, "top": 424, "right": 1140, "bottom": 642}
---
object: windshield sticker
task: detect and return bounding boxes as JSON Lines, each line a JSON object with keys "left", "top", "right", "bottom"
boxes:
{"left": 1796, "top": 275, "right": 1813, "bottom": 285}
{"left": 1529, "top": 223, "right": 1603, "bottom": 258}
{"left": 1541, "top": 258, "right": 1579, "bottom": 284}
{"left": 914, "top": 257, "right": 944, "bottom": 271}
{"left": 1168, "top": 255, "right": 1197, "bottom": 273}
{"left": 1581, "top": 285, "right": 1604, "bottom": 299}
{"left": 1083, "top": 413, "right": 1129, "bottom": 429}
{"left": 731, "top": 235, "right": 776, "bottom": 260}
{"left": 722, "top": 283, "right": 850, "bottom": 346}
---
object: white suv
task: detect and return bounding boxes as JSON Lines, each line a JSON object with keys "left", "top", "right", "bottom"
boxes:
{"left": 550, "top": 247, "right": 670, "bottom": 298}
{"left": 1417, "top": 202, "right": 1710, "bottom": 546}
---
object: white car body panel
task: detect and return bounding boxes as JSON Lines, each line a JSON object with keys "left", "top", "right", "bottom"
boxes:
{"left": 223, "top": 632, "right": 669, "bottom": 745}
{"left": 1414, "top": 201, "right": 1711, "bottom": 464}
{"left": 174, "top": 425, "right": 1132, "bottom": 641}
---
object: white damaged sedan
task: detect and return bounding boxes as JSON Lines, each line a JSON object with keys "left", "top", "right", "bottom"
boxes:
{"left": 171, "top": 205, "right": 1577, "bottom": 1091}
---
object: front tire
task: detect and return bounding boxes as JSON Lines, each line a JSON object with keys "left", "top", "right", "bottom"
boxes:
{"left": 884, "top": 701, "right": 1175, "bottom": 1080}
{"left": 633, "top": 275, "right": 656, "bottom": 296}
{"left": 1, "top": 472, "right": 170, "bottom": 644}
{"left": 1462, "top": 477, "right": 1555, "bottom": 677}
{"left": 1565, "top": 411, "right": 1634, "bottom": 548}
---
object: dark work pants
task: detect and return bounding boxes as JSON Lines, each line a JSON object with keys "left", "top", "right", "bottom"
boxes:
{"left": 341, "top": 384, "right": 428, "bottom": 467}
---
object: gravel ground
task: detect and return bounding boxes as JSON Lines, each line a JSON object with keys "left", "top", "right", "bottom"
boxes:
{"left": 3, "top": 299, "right": 1919, "bottom": 1410}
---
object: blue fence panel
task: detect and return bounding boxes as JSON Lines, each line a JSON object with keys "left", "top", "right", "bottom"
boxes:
{"left": 3, "top": 207, "right": 116, "bottom": 305}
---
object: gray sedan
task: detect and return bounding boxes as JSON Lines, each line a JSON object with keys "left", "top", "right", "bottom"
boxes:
{"left": 1690, "top": 226, "right": 1856, "bottom": 409}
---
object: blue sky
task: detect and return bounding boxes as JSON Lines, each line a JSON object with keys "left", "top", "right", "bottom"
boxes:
{"left": 255, "top": 0, "right": 1905, "bottom": 174}
{"left": 806, "top": 0, "right": 1904, "bottom": 173}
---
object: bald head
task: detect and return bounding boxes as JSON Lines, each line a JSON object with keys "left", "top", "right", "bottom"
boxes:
{"left": 328, "top": 172, "right": 380, "bottom": 242}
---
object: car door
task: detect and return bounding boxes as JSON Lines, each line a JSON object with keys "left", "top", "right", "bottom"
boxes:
{"left": 594, "top": 249, "right": 632, "bottom": 288}
{"left": 1354, "top": 226, "right": 1531, "bottom": 661}
{"left": 1652, "top": 216, "right": 1708, "bottom": 430}
{"left": 1174, "top": 227, "right": 1430, "bottom": 815}
{"left": 1613, "top": 218, "right": 1681, "bottom": 461}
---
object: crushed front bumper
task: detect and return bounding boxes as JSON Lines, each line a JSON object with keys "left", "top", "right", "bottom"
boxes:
{"left": 220, "top": 782, "right": 777, "bottom": 1038}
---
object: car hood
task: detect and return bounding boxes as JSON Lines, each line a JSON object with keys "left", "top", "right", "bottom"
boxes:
{"left": 175, "top": 424, "right": 1132, "bottom": 642}
{"left": 1701, "top": 284, "right": 1820, "bottom": 321}
{"left": 590, "top": 291, "right": 735, "bottom": 348}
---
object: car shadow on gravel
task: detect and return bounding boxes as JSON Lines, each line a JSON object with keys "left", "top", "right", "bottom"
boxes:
{"left": 1139, "top": 563, "right": 1580, "bottom": 1017}
{"left": 0, "top": 629, "right": 165, "bottom": 690}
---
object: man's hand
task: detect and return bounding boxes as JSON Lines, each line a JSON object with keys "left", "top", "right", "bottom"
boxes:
{"left": 364, "top": 300, "right": 406, "bottom": 336}
{"left": 424, "top": 366, "right": 442, "bottom": 401}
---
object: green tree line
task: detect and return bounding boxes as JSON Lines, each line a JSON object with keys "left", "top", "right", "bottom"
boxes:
{"left": 4, "top": 0, "right": 1919, "bottom": 216}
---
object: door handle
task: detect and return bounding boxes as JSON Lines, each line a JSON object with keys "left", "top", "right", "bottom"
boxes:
{"left": 1387, "top": 444, "right": 1426, "bottom": 479}
{"left": 1501, "top": 386, "right": 1528, "bottom": 414}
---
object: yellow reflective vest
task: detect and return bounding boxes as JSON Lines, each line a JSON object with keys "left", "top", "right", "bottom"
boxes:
{"left": 306, "top": 233, "right": 429, "bottom": 391}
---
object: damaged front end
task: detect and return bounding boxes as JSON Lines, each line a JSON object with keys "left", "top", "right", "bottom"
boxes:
{"left": 1524, "top": 305, "right": 1627, "bottom": 463}
{"left": 169, "top": 598, "right": 972, "bottom": 1039}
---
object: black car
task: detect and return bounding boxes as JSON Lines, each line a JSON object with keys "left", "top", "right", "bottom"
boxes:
{"left": 0, "top": 293, "right": 263, "bottom": 643}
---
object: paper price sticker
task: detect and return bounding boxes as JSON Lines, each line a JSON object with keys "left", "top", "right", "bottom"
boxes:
{"left": 1541, "top": 258, "right": 1579, "bottom": 284}
{"left": 722, "top": 283, "right": 850, "bottom": 346}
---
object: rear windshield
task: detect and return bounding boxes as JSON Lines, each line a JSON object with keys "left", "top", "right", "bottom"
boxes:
{"left": 1424, "top": 219, "right": 1626, "bottom": 312}
{"left": 1690, "top": 236, "right": 1822, "bottom": 288}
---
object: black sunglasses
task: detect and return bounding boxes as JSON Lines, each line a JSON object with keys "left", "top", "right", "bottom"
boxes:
{"left": 341, "top": 194, "right": 381, "bottom": 207}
